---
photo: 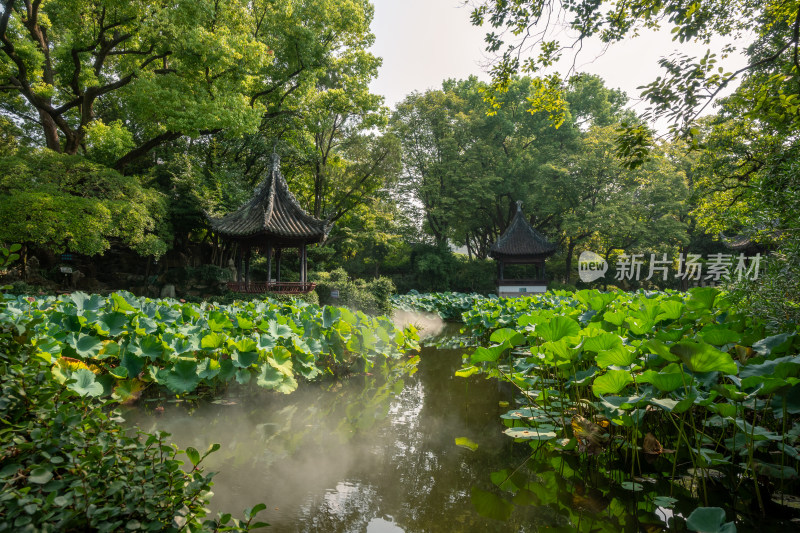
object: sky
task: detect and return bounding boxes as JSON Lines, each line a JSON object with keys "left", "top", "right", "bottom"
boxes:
{"left": 368, "top": 0, "right": 749, "bottom": 124}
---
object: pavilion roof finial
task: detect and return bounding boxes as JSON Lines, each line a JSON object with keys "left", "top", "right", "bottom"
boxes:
{"left": 271, "top": 145, "right": 280, "bottom": 172}
{"left": 516, "top": 200, "right": 523, "bottom": 212}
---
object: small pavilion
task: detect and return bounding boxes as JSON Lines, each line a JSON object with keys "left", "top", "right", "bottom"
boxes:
{"left": 208, "top": 152, "right": 331, "bottom": 294}
{"left": 489, "top": 201, "right": 557, "bottom": 296}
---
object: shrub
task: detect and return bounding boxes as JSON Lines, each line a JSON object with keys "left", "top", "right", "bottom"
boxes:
{"left": 312, "top": 268, "right": 395, "bottom": 315}
{"left": 547, "top": 281, "right": 577, "bottom": 292}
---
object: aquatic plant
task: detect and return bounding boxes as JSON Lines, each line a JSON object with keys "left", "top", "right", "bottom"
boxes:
{"left": 0, "top": 291, "right": 419, "bottom": 400}
{"left": 446, "top": 288, "right": 800, "bottom": 527}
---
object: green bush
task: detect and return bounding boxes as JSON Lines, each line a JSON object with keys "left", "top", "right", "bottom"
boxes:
{"left": 547, "top": 281, "right": 577, "bottom": 292}
{"left": 0, "top": 320, "right": 266, "bottom": 532}
{"left": 388, "top": 244, "right": 496, "bottom": 294}
{"left": 207, "top": 290, "right": 319, "bottom": 307}
{"left": 312, "top": 268, "right": 395, "bottom": 315}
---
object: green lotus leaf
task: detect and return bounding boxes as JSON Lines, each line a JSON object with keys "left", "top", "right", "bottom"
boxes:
{"left": 625, "top": 317, "right": 653, "bottom": 336}
{"left": 98, "top": 311, "right": 129, "bottom": 336}
{"left": 120, "top": 352, "right": 145, "bottom": 378}
{"left": 602, "top": 311, "right": 626, "bottom": 326}
{"left": 200, "top": 332, "right": 225, "bottom": 350}
{"left": 235, "top": 368, "right": 252, "bottom": 385}
{"left": 685, "top": 287, "right": 719, "bottom": 311}
{"left": 322, "top": 306, "right": 340, "bottom": 328}
{"left": 111, "top": 292, "right": 137, "bottom": 313}
{"left": 129, "top": 334, "right": 164, "bottom": 361}
{"left": 162, "top": 360, "right": 200, "bottom": 394}
{"left": 197, "top": 359, "right": 221, "bottom": 379}
{"left": 232, "top": 349, "right": 259, "bottom": 368}
{"left": 218, "top": 359, "right": 236, "bottom": 381}
{"left": 267, "top": 319, "right": 293, "bottom": 339}
{"left": 752, "top": 333, "right": 794, "bottom": 356}
{"left": 686, "top": 506, "right": 735, "bottom": 533}
{"left": 592, "top": 369, "right": 634, "bottom": 396}
{"left": 490, "top": 328, "right": 525, "bottom": 346}
{"left": 470, "top": 344, "right": 506, "bottom": 364}
{"left": 70, "top": 333, "right": 103, "bottom": 359}
{"left": 112, "top": 379, "right": 145, "bottom": 402}
{"left": 699, "top": 325, "right": 741, "bottom": 346}
{"left": 68, "top": 368, "right": 104, "bottom": 397}
{"left": 207, "top": 311, "right": 233, "bottom": 332}
{"left": 671, "top": 341, "right": 738, "bottom": 375}
{"left": 541, "top": 338, "right": 574, "bottom": 361}
{"left": 108, "top": 366, "right": 128, "bottom": 379}
{"left": 596, "top": 346, "right": 636, "bottom": 368}
{"left": 638, "top": 364, "right": 685, "bottom": 392}
{"left": 656, "top": 300, "right": 684, "bottom": 321}
{"left": 537, "top": 316, "right": 580, "bottom": 342}
{"left": 650, "top": 396, "right": 693, "bottom": 414}
{"left": 267, "top": 346, "right": 294, "bottom": 376}
{"left": 644, "top": 339, "right": 679, "bottom": 362}
{"left": 503, "top": 427, "right": 557, "bottom": 440}
{"left": 582, "top": 332, "right": 623, "bottom": 353}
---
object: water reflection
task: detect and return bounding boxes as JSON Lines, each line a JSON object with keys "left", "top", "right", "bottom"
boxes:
{"left": 127, "top": 333, "right": 756, "bottom": 532}
{"left": 125, "top": 341, "right": 532, "bottom": 532}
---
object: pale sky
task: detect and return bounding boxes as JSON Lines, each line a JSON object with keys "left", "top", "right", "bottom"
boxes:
{"left": 369, "top": 0, "right": 748, "bottom": 124}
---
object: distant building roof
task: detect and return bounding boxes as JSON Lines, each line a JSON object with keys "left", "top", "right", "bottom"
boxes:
{"left": 489, "top": 201, "right": 557, "bottom": 259}
{"left": 208, "top": 152, "right": 330, "bottom": 243}
{"left": 720, "top": 233, "right": 754, "bottom": 251}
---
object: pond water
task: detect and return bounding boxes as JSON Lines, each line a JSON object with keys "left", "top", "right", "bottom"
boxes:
{"left": 124, "top": 328, "right": 798, "bottom": 532}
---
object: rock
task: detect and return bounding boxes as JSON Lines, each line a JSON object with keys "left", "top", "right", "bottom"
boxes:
{"left": 160, "top": 284, "right": 176, "bottom": 298}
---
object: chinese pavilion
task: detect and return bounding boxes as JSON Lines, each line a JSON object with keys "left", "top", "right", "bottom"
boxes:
{"left": 208, "top": 152, "right": 331, "bottom": 294}
{"left": 489, "top": 201, "right": 557, "bottom": 296}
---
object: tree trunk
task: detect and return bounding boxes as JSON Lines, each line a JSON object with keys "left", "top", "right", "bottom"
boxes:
{"left": 39, "top": 110, "right": 61, "bottom": 151}
{"left": 565, "top": 238, "right": 576, "bottom": 284}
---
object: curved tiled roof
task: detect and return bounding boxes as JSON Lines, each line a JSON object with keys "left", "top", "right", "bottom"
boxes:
{"left": 208, "top": 153, "right": 330, "bottom": 243}
{"left": 489, "top": 201, "right": 557, "bottom": 259}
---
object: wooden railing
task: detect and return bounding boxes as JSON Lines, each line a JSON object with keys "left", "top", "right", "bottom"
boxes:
{"left": 226, "top": 281, "right": 317, "bottom": 294}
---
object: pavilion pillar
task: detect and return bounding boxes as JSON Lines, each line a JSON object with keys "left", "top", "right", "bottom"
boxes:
{"left": 244, "top": 246, "right": 251, "bottom": 288}
{"left": 276, "top": 248, "right": 282, "bottom": 283}
{"left": 266, "top": 243, "right": 273, "bottom": 289}
{"left": 301, "top": 243, "right": 307, "bottom": 284}
{"left": 236, "top": 244, "right": 242, "bottom": 285}
{"left": 498, "top": 260, "right": 504, "bottom": 280}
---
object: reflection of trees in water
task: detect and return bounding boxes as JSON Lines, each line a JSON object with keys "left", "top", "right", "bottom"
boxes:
{"left": 128, "top": 346, "right": 609, "bottom": 532}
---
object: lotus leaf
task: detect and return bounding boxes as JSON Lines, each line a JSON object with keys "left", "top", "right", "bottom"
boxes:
{"left": 670, "top": 341, "right": 738, "bottom": 375}
{"left": 68, "top": 368, "right": 104, "bottom": 397}
{"left": 592, "top": 370, "right": 634, "bottom": 396}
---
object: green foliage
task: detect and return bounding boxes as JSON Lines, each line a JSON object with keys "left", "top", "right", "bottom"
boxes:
{"left": 0, "top": 0, "right": 273, "bottom": 160}
{"left": 444, "top": 286, "right": 800, "bottom": 510}
{"left": 469, "top": 0, "right": 794, "bottom": 135}
{"left": 0, "top": 327, "right": 266, "bottom": 531}
{"left": 313, "top": 268, "right": 396, "bottom": 315}
{"left": 0, "top": 290, "right": 418, "bottom": 401}
{"left": 391, "top": 291, "right": 494, "bottom": 322}
{"left": 0, "top": 150, "right": 168, "bottom": 257}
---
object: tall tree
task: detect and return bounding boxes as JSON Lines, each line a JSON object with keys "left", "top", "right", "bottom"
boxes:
{"left": 467, "top": 0, "right": 799, "bottom": 138}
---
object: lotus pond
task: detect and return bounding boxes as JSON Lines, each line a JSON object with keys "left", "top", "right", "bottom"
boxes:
{"left": 3, "top": 288, "right": 800, "bottom": 531}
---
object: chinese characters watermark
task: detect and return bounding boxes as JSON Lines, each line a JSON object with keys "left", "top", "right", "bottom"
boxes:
{"left": 579, "top": 252, "right": 761, "bottom": 282}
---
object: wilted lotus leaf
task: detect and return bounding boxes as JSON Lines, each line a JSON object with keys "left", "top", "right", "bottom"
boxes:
{"left": 643, "top": 432, "right": 664, "bottom": 455}
{"left": 571, "top": 415, "right": 610, "bottom": 455}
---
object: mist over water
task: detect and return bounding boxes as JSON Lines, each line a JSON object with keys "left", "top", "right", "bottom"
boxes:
{"left": 123, "top": 343, "right": 524, "bottom": 532}
{"left": 391, "top": 310, "right": 445, "bottom": 339}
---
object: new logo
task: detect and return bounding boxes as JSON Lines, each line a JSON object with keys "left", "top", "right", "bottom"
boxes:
{"left": 578, "top": 251, "right": 608, "bottom": 282}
